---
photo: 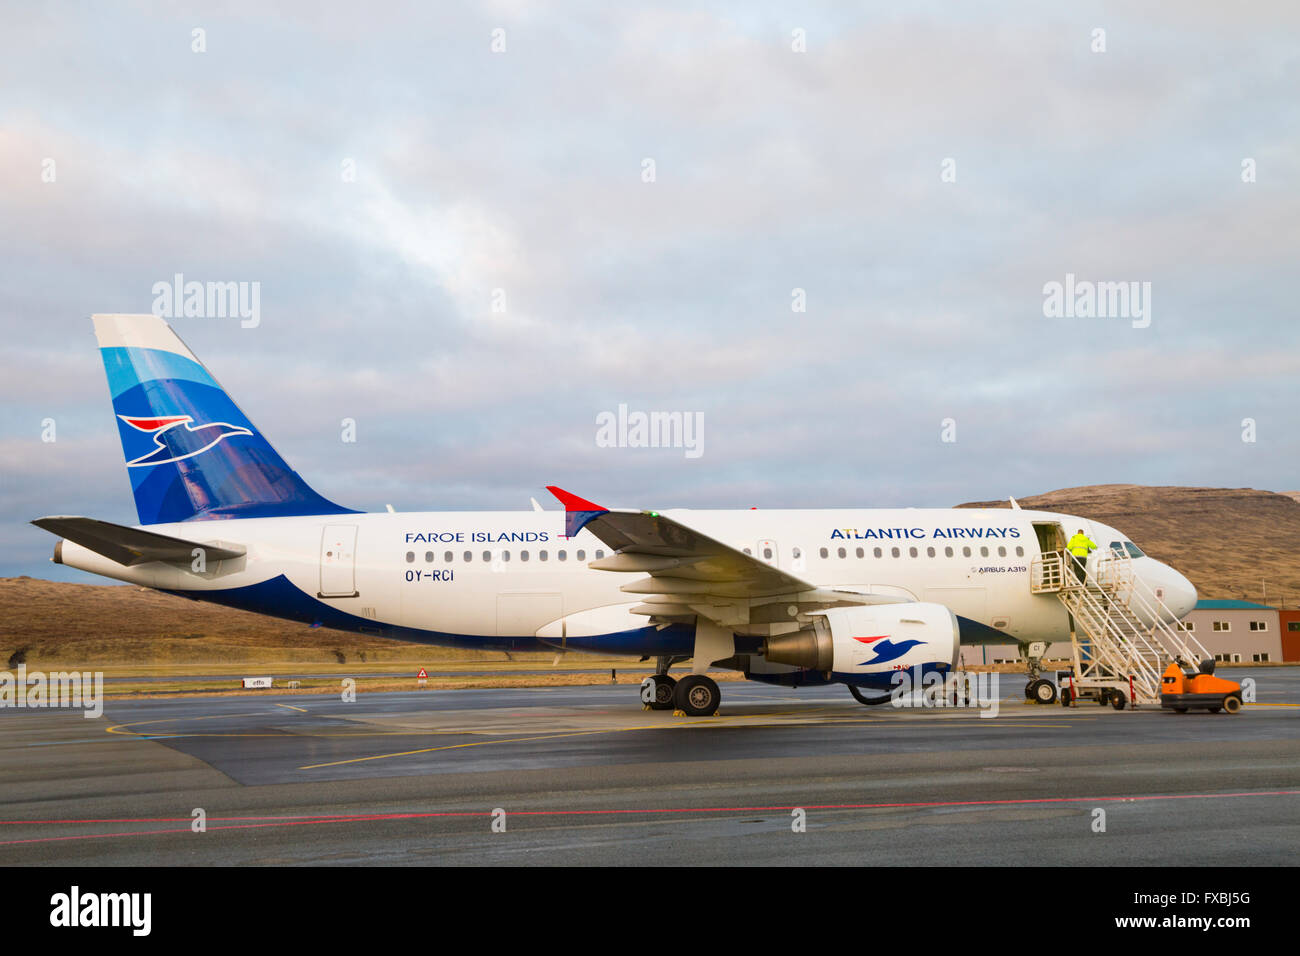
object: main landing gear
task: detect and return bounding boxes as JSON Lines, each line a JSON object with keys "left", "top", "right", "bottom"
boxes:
{"left": 641, "top": 656, "right": 721, "bottom": 716}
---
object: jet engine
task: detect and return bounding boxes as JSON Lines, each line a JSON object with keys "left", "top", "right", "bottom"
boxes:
{"left": 763, "top": 602, "right": 960, "bottom": 675}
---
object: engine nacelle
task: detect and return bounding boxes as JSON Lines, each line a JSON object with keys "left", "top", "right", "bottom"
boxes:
{"left": 764, "top": 602, "right": 960, "bottom": 675}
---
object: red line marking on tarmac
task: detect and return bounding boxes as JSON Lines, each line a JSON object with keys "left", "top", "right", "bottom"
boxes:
{"left": 1, "top": 790, "right": 1296, "bottom": 847}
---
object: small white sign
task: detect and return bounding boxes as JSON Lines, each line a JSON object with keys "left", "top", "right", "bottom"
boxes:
{"left": 241, "top": 677, "right": 273, "bottom": 689}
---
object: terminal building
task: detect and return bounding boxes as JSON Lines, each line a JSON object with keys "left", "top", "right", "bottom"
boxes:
{"left": 960, "top": 599, "right": 1296, "bottom": 667}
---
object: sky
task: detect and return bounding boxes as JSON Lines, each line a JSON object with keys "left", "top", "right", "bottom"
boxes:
{"left": 2, "top": 1, "right": 1297, "bottom": 580}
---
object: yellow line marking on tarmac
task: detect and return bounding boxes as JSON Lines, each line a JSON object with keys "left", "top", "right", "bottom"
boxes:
{"left": 274, "top": 703, "right": 309, "bottom": 713}
{"left": 296, "top": 715, "right": 1078, "bottom": 770}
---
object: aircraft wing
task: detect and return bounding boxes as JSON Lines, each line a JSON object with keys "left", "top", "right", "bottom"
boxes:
{"left": 545, "top": 486, "right": 904, "bottom": 630}
{"left": 31, "top": 516, "right": 246, "bottom": 567}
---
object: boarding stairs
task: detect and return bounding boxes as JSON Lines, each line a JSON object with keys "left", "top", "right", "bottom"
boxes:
{"left": 1029, "top": 550, "right": 1211, "bottom": 706}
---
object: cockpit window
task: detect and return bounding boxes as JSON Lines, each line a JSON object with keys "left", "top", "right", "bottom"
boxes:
{"left": 1109, "top": 540, "right": 1145, "bottom": 558}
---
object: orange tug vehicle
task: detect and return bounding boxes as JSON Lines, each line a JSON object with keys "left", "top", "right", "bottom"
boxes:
{"left": 1160, "top": 660, "right": 1243, "bottom": 714}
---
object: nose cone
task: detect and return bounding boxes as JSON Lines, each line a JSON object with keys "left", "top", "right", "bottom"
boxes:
{"left": 1157, "top": 564, "right": 1198, "bottom": 620}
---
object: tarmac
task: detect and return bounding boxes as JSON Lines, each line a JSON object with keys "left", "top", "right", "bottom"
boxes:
{"left": 1, "top": 668, "right": 1296, "bottom": 865}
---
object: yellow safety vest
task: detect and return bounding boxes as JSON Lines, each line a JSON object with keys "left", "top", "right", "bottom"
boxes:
{"left": 1067, "top": 533, "right": 1096, "bottom": 557}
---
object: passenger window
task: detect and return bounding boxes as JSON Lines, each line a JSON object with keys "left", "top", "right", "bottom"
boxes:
{"left": 927, "top": 547, "right": 935, "bottom": 558}
{"left": 558, "top": 550, "right": 567, "bottom": 561}
{"left": 980, "top": 546, "right": 989, "bottom": 557}
{"left": 962, "top": 546, "right": 972, "bottom": 557}
{"left": 540, "top": 551, "right": 548, "bottom": 561}
{"left": 576, "top": 550, "right": 586, "bottom": 561}
{"left": 1015, "top": 546, "right": 1024, "bottom": 557}
{"left": 792, "top": 547, "right": 802, "bottom": 559}
{"left": 464, "top": 551, "right": 472, "bottom": 562}
{"left": 873, "top": 547, "right": 882, "bottom": 558}
{"left": 425, "top": 551, "right": 434, "bottom": 562}
{"left": 405, "top": 551, "right": 415, "bottom": 563}
{"left": 945, "top": 546, "right": 953, "bottom": 557}
{"left": 998, "top": 546, "right": 1006, "bottom": 557}
{"left": 744, "top": 548, "right": 752, "bottom": 555}
{"left": 837, "top": 547, "right": 846, "bottom": 559}
{"left": 520, "top": 551, "right": 529, "bottom": 561}
{"left": 909, "top": 547, "right": 918, "bottom": 558}
{"left": 502, "top": 551, "right": 510, "bottom": 561}
{"left": 855, "top": 547, "right": 864, "bottom": 558}
{"left": 596, "top": 550, "right": 605, "bottom": 559}
{"left": 764, "top": 547, "right": 774, "bottom": 559}
{"left": 820, "top": 548, "right": 828, "bottom": 559}
{"left": 482, "top": 551, "right": 491, "bottom": 562}
{"left": 891, "top": 547, "right": 900, "bottom": 558}
{"left": 444, "top": 551, "right": 453, "bottom": 562}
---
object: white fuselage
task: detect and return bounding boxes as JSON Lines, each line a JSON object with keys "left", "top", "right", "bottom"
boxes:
{"left": 57, "top": 506, "right": 1198, "bottom": 655}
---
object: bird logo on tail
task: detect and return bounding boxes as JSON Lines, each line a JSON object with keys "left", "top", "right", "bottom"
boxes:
{"left": 118, "top": 414, "right": 252, "bottom": 467}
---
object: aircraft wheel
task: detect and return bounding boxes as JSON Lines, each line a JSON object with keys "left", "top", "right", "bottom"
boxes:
{"left": 674, "top": 675, "right": 720, "bottom": 716}
{"left": 1060, "top": 686, "right": 1072, "bottom": 707}
{"left": 1031, "top": 679, "right": 1057, "bottom": 705}
{"left": 1024, "top": 681, "right": 1036, "bottom": 699}
{"left": 1110, "top": 692, "right": 1126, "bottom": 711}
{"left": 848, "top": 685, "right": 893, "bottom": 706}
{"left": 641, "top": 674, "right": 676, "bottom": 711}
{"left": 1223, "top": 695, "right": 1242, "bottom": 715}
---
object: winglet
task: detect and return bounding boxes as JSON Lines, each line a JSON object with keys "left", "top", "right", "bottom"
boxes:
{"left": 545, "top": 486, "right": 608, "bottom": 538}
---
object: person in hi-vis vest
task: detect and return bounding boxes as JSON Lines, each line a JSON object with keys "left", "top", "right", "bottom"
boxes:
{"left": 1067, "top": 529, "right": 1096, "bottom": 582}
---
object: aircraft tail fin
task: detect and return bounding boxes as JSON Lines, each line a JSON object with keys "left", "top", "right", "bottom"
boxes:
{"left": 92, "top": 314, "right": 356, "bottom": 524}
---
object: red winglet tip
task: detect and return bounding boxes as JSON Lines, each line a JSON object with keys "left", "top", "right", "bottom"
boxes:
{"left": 545, "top": 485, "right": 606, "bottom": 512}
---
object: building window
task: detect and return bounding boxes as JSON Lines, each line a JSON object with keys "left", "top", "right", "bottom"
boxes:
{"left": 1253, "top": 653, "right": 1271, "bottom": 662}
{"left": 1249, "top": 621, "right": 1267, "bottom": 631}
{"left": 1213, "top": 621, "right": 1230, "bottom": 632}
{"left": 1179, "top": 621, "right": 1194, "bottom": 631}
{"left": 1288, "top": 621, "right": 1300, "bottom": 632}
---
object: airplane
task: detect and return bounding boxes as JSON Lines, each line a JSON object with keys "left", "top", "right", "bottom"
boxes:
{"left": 32, "top": 314, "right": 1199, "bottom": 717}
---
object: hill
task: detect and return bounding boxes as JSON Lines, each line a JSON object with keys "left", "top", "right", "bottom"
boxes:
{"left": 958, "top": 485, "right": 1300, "bottom": 605}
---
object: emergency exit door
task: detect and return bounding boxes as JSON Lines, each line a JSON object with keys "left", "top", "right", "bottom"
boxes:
{"left": 319, "top": 525, "right": 359, "bottom": 598}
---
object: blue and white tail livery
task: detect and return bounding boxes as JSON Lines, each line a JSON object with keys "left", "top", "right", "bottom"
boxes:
{"left": 94, "top": 314, "right": 354, "bottom": 524}
{"left": 34, "top": 314, "right": 1198, "bottom": 715}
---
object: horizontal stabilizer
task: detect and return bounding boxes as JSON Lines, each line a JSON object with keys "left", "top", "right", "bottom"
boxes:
{"left": 31, "top": 516, "right": 246, "bottom": 567}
